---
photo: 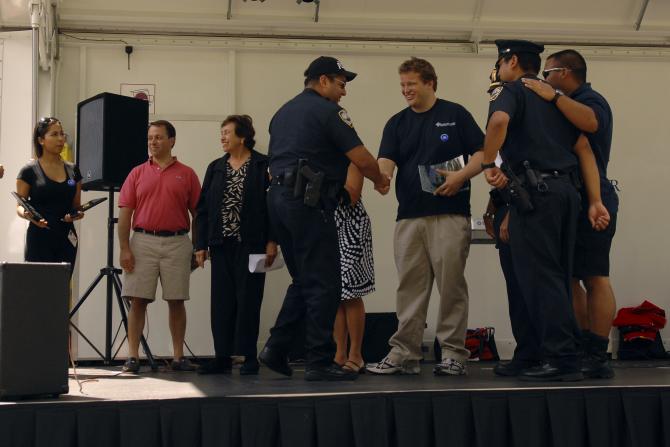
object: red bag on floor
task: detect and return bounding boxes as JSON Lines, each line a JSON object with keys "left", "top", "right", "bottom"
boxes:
{"left": 465, "top": 327, "right": 500, "bottom": 361}
{"left": 613, "top": 300, "right": 669, "bottom": 360}
{"left": 433, "top": 327, "right": 500, "bottom": 362}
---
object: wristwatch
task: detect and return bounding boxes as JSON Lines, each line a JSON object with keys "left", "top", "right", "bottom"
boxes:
{"left": 481, "top": 162, "right": 496, "bottom": 170}
{"left": 550, "top": 89, "right": 564, "bottom": 104}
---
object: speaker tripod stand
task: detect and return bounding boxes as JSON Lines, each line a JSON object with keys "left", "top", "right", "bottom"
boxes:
{"left": 69, "top": 189, "right": 157, "bottom": 370}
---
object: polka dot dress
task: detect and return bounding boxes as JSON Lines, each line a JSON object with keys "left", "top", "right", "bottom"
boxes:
{"left": 334, "top": 199, "right": 375, "bottom": 300}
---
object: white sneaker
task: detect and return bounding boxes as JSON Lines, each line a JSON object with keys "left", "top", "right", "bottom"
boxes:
{"left": 365, "top": 356, "right": 420, "bottom": 375}
{"left": 433, "top": 358, "right": 467, "bottom": 376}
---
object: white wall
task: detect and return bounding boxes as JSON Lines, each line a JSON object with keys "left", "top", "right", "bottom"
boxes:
{"left": 0, "top": 32, "right": 34, "bottom": 264}
{"left": 53, "top": 36, "right": 670, "bottom": 360}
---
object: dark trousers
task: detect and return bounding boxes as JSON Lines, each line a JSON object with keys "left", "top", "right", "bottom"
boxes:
{"left": 494, "top": 206, "right": 542, "bottom": 362}
{"left": 265, "top": 186, "right": 341, "bottom": 367}
{"left": 210, "top": 239, "right": 265, "bottom": 358}
{"left": 25, "top": 224, "right": 77, "bottom": 278}
{"left": 508, "top": 178, "right": 581, "bottom": 369}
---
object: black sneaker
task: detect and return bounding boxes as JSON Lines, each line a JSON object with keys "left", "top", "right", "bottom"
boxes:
{"left": 197, "top": 358, "right": 232, "bottom": 375}
{"left": 580, "top": 332, "right": 614, "bottom": 379}
{"left": 171, "top": 357, "right": 196, "bottom": 372}
{"left": 122, "top": 357, "right": 140, "bottom": 374}
{"left": 581, "top": 356, "right": 615, "bottom": 379}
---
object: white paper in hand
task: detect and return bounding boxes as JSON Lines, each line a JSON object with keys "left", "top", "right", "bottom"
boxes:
{"left": 248, "top": 250, "right": 285, "bottom": 273}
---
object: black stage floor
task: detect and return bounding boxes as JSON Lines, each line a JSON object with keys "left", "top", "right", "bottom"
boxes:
{"left": 2, "top": 361, "right": 670, "bottom": 447}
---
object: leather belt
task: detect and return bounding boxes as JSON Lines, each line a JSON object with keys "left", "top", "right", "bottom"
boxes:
{"left": 538, "top": 170, "right": 570, "bottom": 180}
{"left": 134, "top": 227, "right": 188, "bottom": 237}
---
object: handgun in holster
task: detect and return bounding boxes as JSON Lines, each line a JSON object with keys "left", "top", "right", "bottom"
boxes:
{"left": 294, "top": 159, "right": 326, "bottom": 207}
{"left": 500, "top": 163, "right": 534, "bottom": 214}
{"left": 523, "top": 161, "right": 549, "bottom": 193}
{"left": 293, "top": 159, "right": 308, "bottom": 198}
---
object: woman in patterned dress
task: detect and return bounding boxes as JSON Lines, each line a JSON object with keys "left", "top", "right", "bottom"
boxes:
{"left": 333, "top": 163, "right": 375, "bottom": 373}
{"left": 195, "top": 115, "right": 277, "bottom": 375}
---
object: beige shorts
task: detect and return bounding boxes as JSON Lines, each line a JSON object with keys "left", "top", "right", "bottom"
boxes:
{"left": 121, "top": 232, "right": 192, "bottom": 301}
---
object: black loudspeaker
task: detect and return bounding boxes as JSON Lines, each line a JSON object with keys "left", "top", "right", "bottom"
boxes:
{"left": 77, "top": 92, "right": 149, "bottom": 191}
{"left": 0, "top": 262, "right": 70, "bottom": 398}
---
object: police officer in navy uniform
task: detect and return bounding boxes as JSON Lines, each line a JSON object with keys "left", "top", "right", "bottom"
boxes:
{"left": 483, "top": 193, "right": 544, "bottom": 377}
{"left": 481, "top": 40, "right": 610, "bottom": 381}
{"left": 259, "top": 56, "right": 390, "bottom": 381}
{"left": 522, "top": 50, "right": 618, "bottom": 379}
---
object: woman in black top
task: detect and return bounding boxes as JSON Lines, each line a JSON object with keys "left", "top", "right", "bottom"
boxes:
{"left": 16, "top": 117, "right": 84, "bottom": 276}
{"left": 195, "top": 115, "right": 277, "bottom": 375}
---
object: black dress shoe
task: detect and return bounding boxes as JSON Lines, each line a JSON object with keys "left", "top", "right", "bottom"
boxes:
{"left": 493, "top": 359, "right": 541, "bottom": 377}
{"left": 258, "top": 347, "right": 292, "bottom": 377}
{"left": 518, "top": 362, "right": 583, "bottom": 382}
{"left": 305, "top": 363, "right": 359, "bottom": 381}
{"left": 240, "top": 359, "right": 260, "bottom": 376}
{"left": 197, "top": 358, "right": 232, "bottom": 375}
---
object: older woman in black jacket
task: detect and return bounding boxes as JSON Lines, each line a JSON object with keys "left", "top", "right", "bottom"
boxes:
{"left": 195, "top": 115, "right": 277, "bottom": 375}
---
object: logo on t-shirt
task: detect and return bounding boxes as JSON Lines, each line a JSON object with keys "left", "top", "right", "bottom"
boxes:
{"left": 440, "top": 133, "right": 449, "bottom": 142}
{"left": 67, "top": 179, "right": 76, "bottom": 186}
{"left": 435, "top": 122, "right": 456, "bottom": 127}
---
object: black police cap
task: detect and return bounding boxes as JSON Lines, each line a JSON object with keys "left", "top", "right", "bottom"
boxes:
{"left": 495, "top": 40, "right": 544, "bottom": 57}
{"left": 304, "top": 56, "right": 357, "bottom": 82}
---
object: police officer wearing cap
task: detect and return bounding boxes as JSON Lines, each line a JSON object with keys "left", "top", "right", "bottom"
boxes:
{"left": 481, "top": 40, "right": 610, "bottom": 381}
{"left": 258, "top": 56, "right": 390, "bottom": 381}
{"left": 522, "top": 50, "right": 618, "bottom": 379}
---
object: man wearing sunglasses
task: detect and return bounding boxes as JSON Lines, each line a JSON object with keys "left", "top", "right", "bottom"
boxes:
{"left": 481, "top": 40, "right": 610, "bottom": 381}
{"left": 523, "top": 50, "right": 617, "bottom": 379}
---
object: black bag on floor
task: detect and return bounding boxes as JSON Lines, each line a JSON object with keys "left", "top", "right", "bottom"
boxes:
{"left": 617, "top": 326, "right": 670, "bottom": 360}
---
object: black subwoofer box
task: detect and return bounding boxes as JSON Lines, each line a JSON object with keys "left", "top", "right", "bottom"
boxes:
{"left": 0, "top": 262, "right": 70, "bottom": 398}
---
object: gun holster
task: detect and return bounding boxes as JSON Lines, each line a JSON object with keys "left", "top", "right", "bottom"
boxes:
{"left": 293, "top": 159, "right": 326, "bottom": 208}
{"left": 501, "top": 164, "right": 534, "bottom": 215}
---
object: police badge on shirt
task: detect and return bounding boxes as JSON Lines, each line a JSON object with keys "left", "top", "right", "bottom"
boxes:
{"left": 489, "top": 86, "right": 504, "bottom": 102}
{"left": 338, "top": 109, "right": 354, "bottom": 128}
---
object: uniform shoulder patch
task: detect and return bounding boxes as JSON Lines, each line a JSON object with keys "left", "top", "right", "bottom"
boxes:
{"left": 489, "top": 86, "right": 503, "bottom": 102}
{"left": 338, "top": 109, "right": 354, "bottom": 128}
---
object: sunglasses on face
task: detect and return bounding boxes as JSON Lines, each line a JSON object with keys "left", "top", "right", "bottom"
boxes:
{"left": 542, "top": 67, "right": 570, "bottom": 79}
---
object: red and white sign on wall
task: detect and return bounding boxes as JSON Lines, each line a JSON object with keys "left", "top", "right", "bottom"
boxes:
{"left": 120, "top": 83, "right": 156, "bottom": 114}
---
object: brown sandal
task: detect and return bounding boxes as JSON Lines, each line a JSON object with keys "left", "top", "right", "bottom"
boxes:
{"left": 342, "top": 360, "right": 365, "bottom": 374}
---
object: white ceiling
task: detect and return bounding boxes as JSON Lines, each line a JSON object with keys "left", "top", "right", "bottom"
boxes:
{"left": 1, "top": 0, "right": 669, "bottom": 46}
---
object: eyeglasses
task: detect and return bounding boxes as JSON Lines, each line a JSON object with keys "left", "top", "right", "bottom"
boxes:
{"left": 542, "top": 67, "right": 570, "bottom": 79}
{"left": 45, "top": 131, "right": 68, "bottom": 140}
{"left": 329, "top": 78, "right": 346, "bottom": 89}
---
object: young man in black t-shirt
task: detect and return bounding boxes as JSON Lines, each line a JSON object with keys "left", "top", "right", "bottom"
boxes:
{"left": 366, "top": 57, "right": 485, "bottom": 376}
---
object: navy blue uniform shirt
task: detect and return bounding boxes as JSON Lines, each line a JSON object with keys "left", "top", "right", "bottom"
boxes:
{"left": 269, "top": 88, "right": 363, "bottom": 184}
{"left": 379, "top": 99, "right": 484, "bottom": 221}
{"left": 571, "top": 83, "right": 617, "bottom": 209}
{"left": 488, "top": 75, "right": 579, "bottom": 173}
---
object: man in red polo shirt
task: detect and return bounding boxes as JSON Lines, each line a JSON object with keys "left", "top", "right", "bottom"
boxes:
{"left": 118, "top": 120, "right": 201, "bottom": 374}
